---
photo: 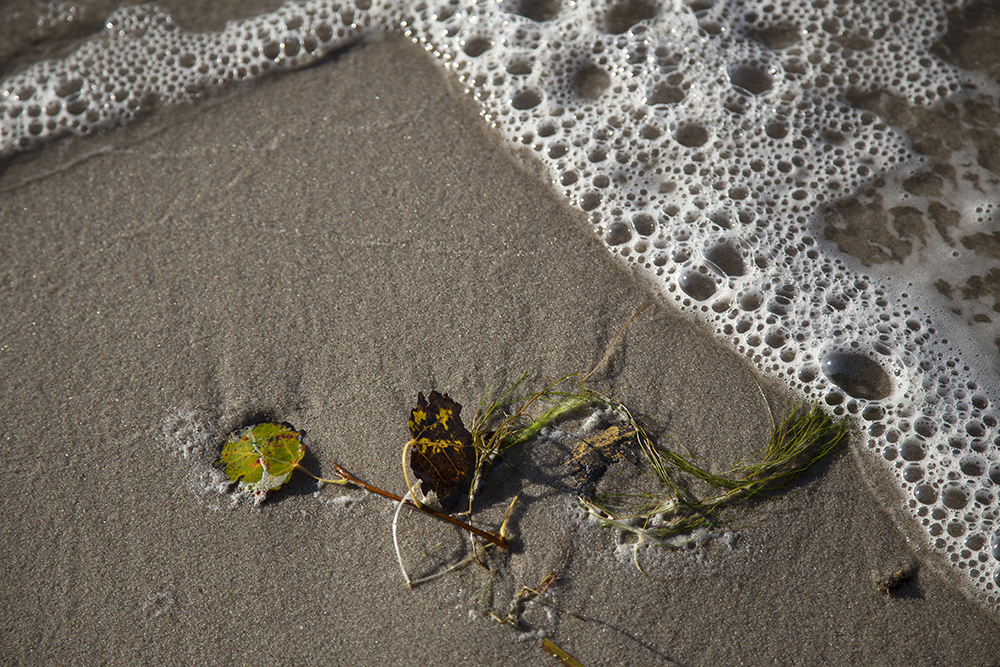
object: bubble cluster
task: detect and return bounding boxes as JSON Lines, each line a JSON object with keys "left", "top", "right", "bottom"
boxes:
{"left": 162, "top": 408, "right": 243, "bottom": 508}
{"left": 162, "top": 407, "right": 218, "bottom": 460}
{"left": 4, "top": 0, "right": 1000, "bottom": 611}
{"left": 0, "top": 2, "right": 371, "bottom": 155}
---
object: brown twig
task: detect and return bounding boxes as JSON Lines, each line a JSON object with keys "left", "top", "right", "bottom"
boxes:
{"left": 305, "top": 462, "right": 509, "bottom": 550}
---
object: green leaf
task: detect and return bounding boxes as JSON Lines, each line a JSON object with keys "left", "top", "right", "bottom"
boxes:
{"left": 218, "top": 422, "right": 305, "bottom": 500}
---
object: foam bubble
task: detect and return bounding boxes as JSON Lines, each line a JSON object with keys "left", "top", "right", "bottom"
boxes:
{"left": 161, "top": 408, "right": 235, "bottom": 509}
{"left": 4, "top": 0, "right": 1000, "bottom": 612}
{"left": 161, "top": 407, "right": 218, "bottom": 461}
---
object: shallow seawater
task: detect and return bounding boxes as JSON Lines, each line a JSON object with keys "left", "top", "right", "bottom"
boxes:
{"left": 3, "top": 0, "right": 1000, "bottom": 613}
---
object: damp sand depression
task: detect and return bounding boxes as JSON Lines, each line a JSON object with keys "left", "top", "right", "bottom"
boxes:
{"left": 2, "top": 1, "right": 1000, "bottom": 665}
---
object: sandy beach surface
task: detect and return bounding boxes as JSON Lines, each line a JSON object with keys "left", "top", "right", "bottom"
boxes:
{"left": 2, "top": 29, "right": 1000, "bottom": 666}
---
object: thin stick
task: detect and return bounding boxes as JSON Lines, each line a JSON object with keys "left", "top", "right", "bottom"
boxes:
{"left": 300, "top": 462, "right": 508, "bottom": 549}
{"left": 395, "top": 493, "right": 521, "bottom": 587}
{"left": 540, "top": 638, "right": 585, "bottom": 667}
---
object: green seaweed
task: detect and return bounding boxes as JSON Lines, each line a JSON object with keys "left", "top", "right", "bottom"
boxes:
{"left": 576, "top": 401, "right": 849, "bottom": 546}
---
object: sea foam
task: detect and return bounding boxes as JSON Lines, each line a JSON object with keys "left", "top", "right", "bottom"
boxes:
{"left": 3, "top": 0, "right": 1000, "bottom": 610}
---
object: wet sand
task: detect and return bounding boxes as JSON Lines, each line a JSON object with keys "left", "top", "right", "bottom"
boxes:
{"left": 1, "top": 32, "right": 999, "bottom": 666}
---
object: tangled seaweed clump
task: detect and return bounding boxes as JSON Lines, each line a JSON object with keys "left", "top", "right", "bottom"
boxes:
{"left": 574, "top": 402, "right": 848, "bottom": 550}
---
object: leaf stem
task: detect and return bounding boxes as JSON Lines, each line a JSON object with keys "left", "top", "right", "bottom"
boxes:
{"left": 298, "top": 463, "right": 509, "bottom": 550}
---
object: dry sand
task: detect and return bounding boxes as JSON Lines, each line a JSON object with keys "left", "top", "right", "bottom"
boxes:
{"left": 2, "top": 32, "right": 999, "bottom": 666}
